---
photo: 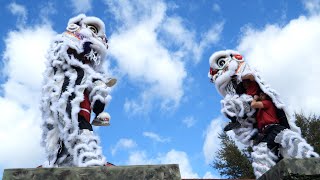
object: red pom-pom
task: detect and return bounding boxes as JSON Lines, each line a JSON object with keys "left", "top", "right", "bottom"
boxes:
{"left": 234, "top": 54, "right": 243, "bottom": 60}
{"left": 209, "top": 67, "right": 218, "bottom": 76}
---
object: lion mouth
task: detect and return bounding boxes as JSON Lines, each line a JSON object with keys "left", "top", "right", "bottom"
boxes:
{"left": 84, "top": 48, "right": 101, "bottom": 65}
{"left": 65, "top": 41, "right": 105, "bottom": 66}
{"left": 67, "top": 47, "right": 100, "bottom": 66}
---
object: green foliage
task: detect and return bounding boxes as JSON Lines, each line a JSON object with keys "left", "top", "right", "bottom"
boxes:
{"left": 212, "top": 132, "right": 255, "bottom": 179}
{"left": 295, "top": 113, "right": 320, "bottom": 154}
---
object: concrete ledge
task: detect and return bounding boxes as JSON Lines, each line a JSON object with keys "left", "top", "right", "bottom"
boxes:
{"left": 3, "top": 164, "right": 181, "bottom": 180}
{"left": 258, "top": 158, "right": 320, "bottom": 180}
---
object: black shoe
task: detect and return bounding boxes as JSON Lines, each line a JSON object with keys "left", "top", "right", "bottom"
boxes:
{"left": 223, "top": 122, "right": 241, "bottom": 131}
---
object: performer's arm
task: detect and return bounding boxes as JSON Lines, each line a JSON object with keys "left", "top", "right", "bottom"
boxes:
{"left": 251, "top": 95, "right": 264, "bottom": 109}
{"left": 89, "top": 79, "right": 110, "bottom": 115}
{"left": 93, "top": 99, "right": 105, "bottom": 115}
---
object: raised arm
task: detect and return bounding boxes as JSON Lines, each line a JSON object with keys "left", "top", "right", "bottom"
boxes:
{"left": 251, "top": 95, "right": 264, "bottom": 109}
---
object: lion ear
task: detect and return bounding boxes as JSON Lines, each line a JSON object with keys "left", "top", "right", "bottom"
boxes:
{"left": 68, "top": 14, "right": 86, "bottom": 26}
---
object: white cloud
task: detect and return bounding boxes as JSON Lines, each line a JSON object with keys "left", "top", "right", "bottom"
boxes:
{"left": 182, "top": 116, "right": 196, "bottom": 128}
{"left": 143, "top": 131, "right": 170, "bottom": 143}
{"left": 161, "top": 17, "right": 196, "bottom": 56}
{"left": 110, "top": 20, "right": 187, "bottom": 114}
{"left": 195, "top": 23, "right": 223, "bottom": 62}
{"left": 303, "top": 0, "right": 320, "bottom": 15}
{"left": 237, "top": 15, "right": 320, "bottom": 115}
{"left": 161, "top": 18, "right": 223, "bottom": 64}
{"left": 126, "top": 149, "right": 200, "bottom": 178}
{"left": 124, "top": 97, "right": 150, "bottom": 115}
{"left": 7, "top": 2, "right": 27, "bottom": 16}
{"left": 0, "top": 25, "right": 56, "bottom": 170}
{"left": 39, "top": 2, "right": 57, "bottom": 24}
{"left": 111, "top": 138, "right": 137, "bottom": 155}
{"left": 70, "top": 0, "right": 92, "bottom": 13}
{"left": 7, "top": 2, "right": 27, "bottom": 27}
{"left": 212, "top": 3, "right": 221, "bottom": 13}
{"left": 0, "top": 98, "right": 45, "bottom": 168}
{"left": 105, "top": 0, "right": 222, "bottom": 114}
{"left": 203, "top": 116, "right": 225, "bottom": 164}
{"left": 203, "top": 171, "right": 221, "bottom": 179}
{"left": 160, "top": 150, "right": 199, "bottom": 178}
{"left": 127, "top": 151, "right": 156, "bottom": 165}
{"left": 3, "top": 26, "right": 56, "bottom": 107}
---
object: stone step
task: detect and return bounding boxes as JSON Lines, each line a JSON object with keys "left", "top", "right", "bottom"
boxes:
{"left": 258, "top": 158, "right": 320, "bottom": 180}
{"left": 3, "top": 164, "right": 181, "bottom": 180}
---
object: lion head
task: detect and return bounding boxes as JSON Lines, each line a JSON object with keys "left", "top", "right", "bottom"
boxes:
{"left": 62, "top": 14, "right": 108, "bottom": 68}
{"left": 208, "top": 50, "right": 253, "bottom": 96}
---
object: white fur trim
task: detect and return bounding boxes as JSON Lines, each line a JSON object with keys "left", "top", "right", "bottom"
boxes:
{"left": 40, "top": 14, "right": 112, "bottom": 167}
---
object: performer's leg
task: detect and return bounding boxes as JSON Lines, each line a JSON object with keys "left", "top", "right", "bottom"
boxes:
{"left": 54, "top": 141, "right": 73, "bottom": 167}
{"left": 264, "top": 125, "right": 286, "bottom": 161}
{"left": 71, "top": 115, "right": 106, "bottom": 166}
{"left": 78, "top": 115, "right": 93, "bottom": 131}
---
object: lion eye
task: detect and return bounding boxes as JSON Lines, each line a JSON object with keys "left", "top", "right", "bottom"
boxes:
{"left": 217, "top": 58, "right": 226, "bottom": 68}
{"left": 87, "top": 25, "right": 98, "bottom": 34}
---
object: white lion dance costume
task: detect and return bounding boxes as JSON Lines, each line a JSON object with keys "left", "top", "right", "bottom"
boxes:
{"left": 40, "top": 14, "right": 114, "bottom": 167}
{"left": 208, "top": 50, "right": 319, "bottom": 178}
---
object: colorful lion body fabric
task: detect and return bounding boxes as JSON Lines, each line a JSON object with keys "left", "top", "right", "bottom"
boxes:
{"left": 208, "top": 49, "right": 319, "bottom": 178}
{"left": 40, "top": 14, "right": 114, "bottom": 167}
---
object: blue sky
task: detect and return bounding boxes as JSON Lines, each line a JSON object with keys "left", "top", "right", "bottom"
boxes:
{"left": 1, "top": 0, "right": 320, "bottom": 179}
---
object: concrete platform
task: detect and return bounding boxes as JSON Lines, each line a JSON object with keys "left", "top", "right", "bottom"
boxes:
{"left": 258, "top": 158, "right": 320, "bottom": 180}
{"left": 3, "top": 164, "right": 181, "bottom": 180}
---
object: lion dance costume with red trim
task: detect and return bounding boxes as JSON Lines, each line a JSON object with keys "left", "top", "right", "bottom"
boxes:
{"left": 208, "top": 50, "right": 319, "bottom": 178}
{"left": 40, "top": 14, "right": 113, "bottom": 167}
